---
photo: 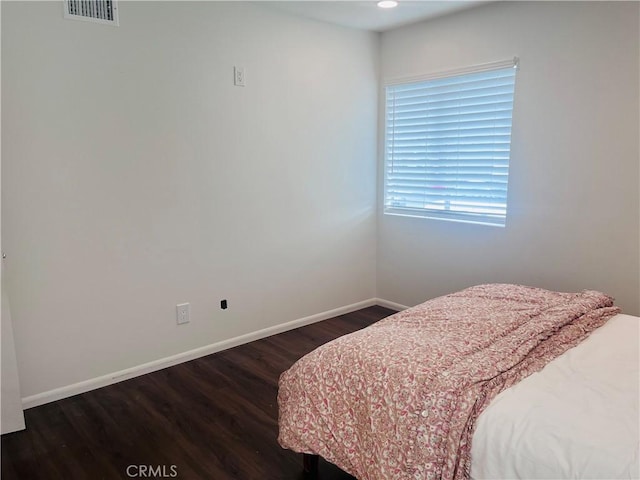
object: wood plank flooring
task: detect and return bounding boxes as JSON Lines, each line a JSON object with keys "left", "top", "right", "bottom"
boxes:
{"left": 1, "top": 305, "right": 394, "bottom": 480}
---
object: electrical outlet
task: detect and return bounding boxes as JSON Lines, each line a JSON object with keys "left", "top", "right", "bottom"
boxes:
{"left": 176, "top": 303, "right": 190, "bottom": 325}
{"left": 234, "top": 66, "right": 245, "bottom": 87}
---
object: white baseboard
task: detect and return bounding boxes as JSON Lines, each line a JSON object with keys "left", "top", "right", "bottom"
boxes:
{"left": 375, "top": 297, "right": 410, "bottom": 311}
{"left": 22, "top": 298, "right": 380, "bottom": 409}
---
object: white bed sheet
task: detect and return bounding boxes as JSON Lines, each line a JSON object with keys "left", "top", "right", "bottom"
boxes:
{"left": 471, "top": 313, "right": 639, "bottom": 479}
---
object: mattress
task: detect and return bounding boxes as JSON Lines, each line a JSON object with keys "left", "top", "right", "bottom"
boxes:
{"left": 471, "top": 313, "right": 639, "bottom": 479}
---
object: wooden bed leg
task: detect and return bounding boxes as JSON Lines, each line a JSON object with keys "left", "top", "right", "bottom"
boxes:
{"left": 303, "top": 453, "right": 319, "bottom": 474}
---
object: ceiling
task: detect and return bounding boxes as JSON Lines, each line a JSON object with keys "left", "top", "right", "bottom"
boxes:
{"left": 260, "top": 1, "right": 484, "bottom": 32}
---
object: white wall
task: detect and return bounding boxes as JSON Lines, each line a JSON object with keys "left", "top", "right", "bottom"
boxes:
{"left": 378, "top": 1, "right": 640, "bottom": 315}
{"left": 4, "top": 0, "right": 638, "bottom": 405}
{"left": 2, "top": 1, "right": 378, "bottom": 398}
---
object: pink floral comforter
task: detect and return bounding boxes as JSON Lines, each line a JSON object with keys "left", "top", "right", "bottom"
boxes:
{"left": 277, "top": 284, "right": 620, "bottom": 480}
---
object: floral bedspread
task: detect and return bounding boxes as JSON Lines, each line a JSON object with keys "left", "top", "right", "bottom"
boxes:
{"left": 277, "top": 284, "right": 620, "bottom": 480}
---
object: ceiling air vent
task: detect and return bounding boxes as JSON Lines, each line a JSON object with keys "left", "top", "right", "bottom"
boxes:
{"left": 64, "top": 0, "right": 119, "bottom": 26}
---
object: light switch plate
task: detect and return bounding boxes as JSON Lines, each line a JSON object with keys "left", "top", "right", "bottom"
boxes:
{"left": 176, "top": 303, "right": 190, "bottom": 325}
{"left": 234, "top": 66, "right": 245, "bottom": 87}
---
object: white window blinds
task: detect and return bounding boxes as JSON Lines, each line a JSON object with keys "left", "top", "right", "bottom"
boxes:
{"left": 384, "top": 58, "right": 518, "bottom": 227}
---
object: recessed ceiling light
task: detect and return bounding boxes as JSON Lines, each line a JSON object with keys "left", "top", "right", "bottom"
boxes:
{"left": 377, "top": 0, "right": 398, "bottom": 8}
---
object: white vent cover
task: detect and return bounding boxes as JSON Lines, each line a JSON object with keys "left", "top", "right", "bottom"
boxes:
{"left": 64, "top": 0, "right": 119, "bottom": 26}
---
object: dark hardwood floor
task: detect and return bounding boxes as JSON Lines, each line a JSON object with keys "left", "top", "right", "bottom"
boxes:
{"left": 1, "top": 306, "right": 394, "bottom": 480}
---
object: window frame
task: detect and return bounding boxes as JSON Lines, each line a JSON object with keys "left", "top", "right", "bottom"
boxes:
{"left": 382, "top": 58, "right": 519, "bottom": 228}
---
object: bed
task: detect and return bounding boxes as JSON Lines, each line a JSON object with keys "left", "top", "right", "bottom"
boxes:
{"left": 277, "top": 284, "right": 639, "bottom": 479}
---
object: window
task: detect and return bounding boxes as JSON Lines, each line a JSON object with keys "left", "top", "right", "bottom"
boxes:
{"left": 384, "top": 58, "right": 518, "bottom": 227}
